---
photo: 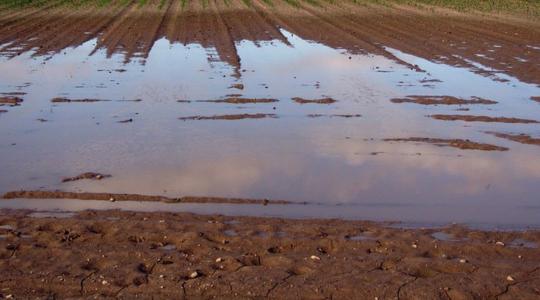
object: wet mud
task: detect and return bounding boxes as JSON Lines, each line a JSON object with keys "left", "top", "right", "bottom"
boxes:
{"left": 0, "top": 209, "right": 539, "bottom": 299}
{"left": 2, "top": 191, "right": 291, "bottom": 205}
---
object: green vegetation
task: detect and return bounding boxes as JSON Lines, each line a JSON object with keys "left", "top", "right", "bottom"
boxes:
{"left": 241, "top": 0, "right": 251, "bottom": 7}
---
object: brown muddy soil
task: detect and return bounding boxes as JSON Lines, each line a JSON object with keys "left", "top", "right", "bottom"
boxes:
{"left": 0, "top": 96, "right": 23, "bottom": 105}
{"left": 2, "top": 191, "right": 291, "bottom": 205}
{"left": 0, "top": 209, "right": 539, "bottom": 299}
{"left": 532, "top": 96, "right": 540, "bottom": 103}
{"left": 0, "top": 109, "right": 7, "bottom": 114}
{"left": 391, "top": 96, "right": 497, "bottom": 105}
{"left": 179, "top": 113, "right": 277, "bottom": 121}
{"left": 198, "top": 98, "right": 278, "bottom": 104}
{"left": 429, "top": 115, "right": 539, "bottom": 124}
{"left": 384, "top": 137, "right": 508, "bottom": 151}
{"left": 292, "top": 97, "right": 337, "bottom": 104}
{"left": 487, "top": 132, "right": 540, "bottom": 146}
{"left": 1, "top": 1, "right": 539, "bottom": 85}
{"left": 62, "top": 172, "right": 112, "bottom": 183}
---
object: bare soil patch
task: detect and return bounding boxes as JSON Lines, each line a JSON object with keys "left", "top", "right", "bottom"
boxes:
{"left": 429, "top": 114, "right": 539, "bottom": 124}
{"left": 384, "top": 137, "right": 508, "bottom": 151}
{"left": 532, "top": 96, "right": 540, "bottom": 103}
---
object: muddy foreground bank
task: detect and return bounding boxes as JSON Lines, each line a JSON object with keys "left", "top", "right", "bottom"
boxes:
{"left": 0, "top": 209, "right": 539, "bottom": 299}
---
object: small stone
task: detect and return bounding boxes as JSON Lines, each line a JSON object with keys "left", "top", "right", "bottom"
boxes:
{"left": 459, "top": 259, "right": 467, "bottom": 264}
{"left": 310, "top": 255, "right": 321, "bottom": 261}
{"left": 215, "top": 257, "right": 223, "bottom": 263}
{"left": 101, "top": 280, "right": 108, "bottom": 285}
{"left": 412, "top": 243, "right": 418, "bottom": 249}
{"left": 189, "top": 271, "right": 200, "bottom": 279}
{"left": 507, "top": 275, "right": 514, "bottom": 281}
{"left": 495, "top": 241, "right": 505, "bottom": 246}
{"left": 109, "top": 197, "right": 115, "bottom": 202}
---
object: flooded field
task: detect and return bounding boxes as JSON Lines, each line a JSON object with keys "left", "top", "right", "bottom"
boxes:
{"left": 1, "top": 1, "right": 540, "bottom": 229}
{"left": 2, "top": 1, "right": 540, "bottom": 299}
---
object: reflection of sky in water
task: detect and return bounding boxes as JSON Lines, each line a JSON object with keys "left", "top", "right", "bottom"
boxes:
{"left": 0, "top": 30, "right": 539, "bottom": 226}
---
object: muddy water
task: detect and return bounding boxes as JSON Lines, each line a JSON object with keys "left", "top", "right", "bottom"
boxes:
{"left": 1, "top": 30, "right": 539, "bottom": 228}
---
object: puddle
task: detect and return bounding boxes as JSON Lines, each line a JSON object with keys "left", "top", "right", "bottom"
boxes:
{"left": 28, "top": 211, "right": 76, "bottom": 219}
{"left": 0, "top": 28, "right": 539, "bottom": 229}
{"left": 345, "top": 234, "right": 375, "bottom": 241}
{"left": 431, "top": 232, "right": 462, "bottom": 242}
{"left": 223, "top": 229, "right": 238, "bottom": 237}
{"left": 509, "top": 238, "right": 538, "bottom": 249}
{"left": 158, "top": 244, "right": 177, "bottom": 251}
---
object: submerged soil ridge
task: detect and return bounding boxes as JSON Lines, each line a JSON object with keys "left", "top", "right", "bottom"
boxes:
{"left": 384, "top": 137, "right": 509, "bottom": 151}
{"left": 0, "top": 209, "right": 539, "bottom": 299}
{"left": 391, "top": 95, "right": 498, "bottom": 105}
{"left": 0, "top": 1, "right": 539, "bottom": 84}
{"left": 1, "top": 190, "right": 292, "bottom": 205}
